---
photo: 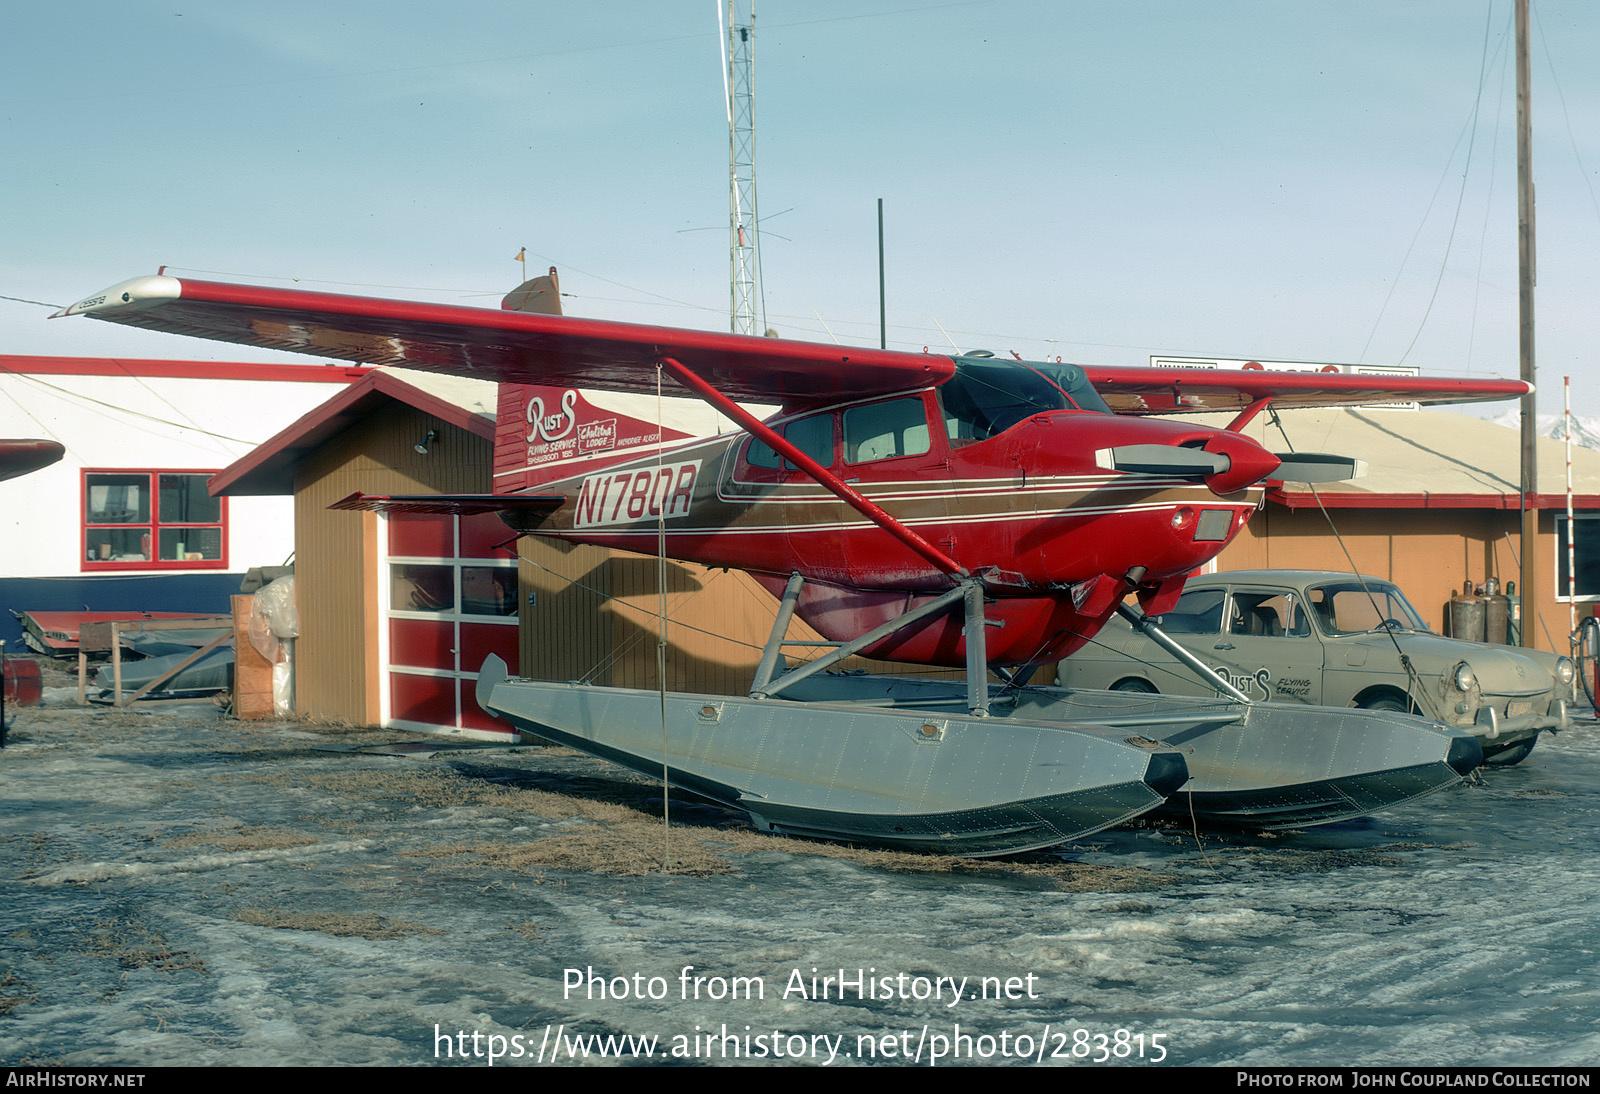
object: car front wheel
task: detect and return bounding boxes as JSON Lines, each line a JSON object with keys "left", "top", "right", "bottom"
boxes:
{"left": 1358, "top": 695, "right": 1411, "bottom": 713}
{"left": 1110, "top": 678, "right": 1158, "bottom": 694}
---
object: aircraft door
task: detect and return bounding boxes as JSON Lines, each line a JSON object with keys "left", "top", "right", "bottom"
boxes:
{"left": 742, "top": 411, "right": 847, "bottom": 577}
{"left": 838, "top": 393, "right": 953, "bottom": 582}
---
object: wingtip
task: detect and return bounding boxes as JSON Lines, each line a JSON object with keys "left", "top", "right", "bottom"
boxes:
{"left": 50, "top": 274, "right": 182, "bottom": 319}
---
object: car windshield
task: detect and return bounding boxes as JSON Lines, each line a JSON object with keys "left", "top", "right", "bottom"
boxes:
{"left": 1305, "top": 580, "right": 1428, "bottom": 636}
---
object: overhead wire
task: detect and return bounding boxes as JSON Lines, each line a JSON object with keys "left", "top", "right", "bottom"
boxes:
{"left": 1266, "top": 405, "right": 1440, "bottom": 718}
{"left": 1391, "top": 1, "right": 1499, "bottom": 367}
{"left": 1361, "top": 2, "right": 1500, "bottom": 367}
{"left": 0, "top": 383, "right": 67, "bottom": 447}
{"left": 1534, "top": 6, "right": 1600, "bottom": 232}
{"left": 0, "top": 370, "right": 260, "bottom": 446}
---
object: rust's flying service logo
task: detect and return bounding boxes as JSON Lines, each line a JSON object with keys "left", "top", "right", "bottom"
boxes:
{"left": 527, "top": 390, "right": 578, "bottom": 443}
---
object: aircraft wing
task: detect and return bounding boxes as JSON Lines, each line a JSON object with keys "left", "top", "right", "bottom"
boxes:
{"left": 53, "top": 275, "right": 954, "bottom": 404}
{"left": 1084, "top": 364, "right": 1530, "bottom": 414}
{"left": 55, "top": 275, "right": 1529, "bottom": 413}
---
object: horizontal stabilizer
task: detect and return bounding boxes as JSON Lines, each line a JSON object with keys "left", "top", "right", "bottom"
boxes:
{"left": 1268, "top": 453, "right": 1366, "bottom": 483}
{"left": 0, "top": 439, "right": 66, "bottom": 484}
{"left": 328, "top": 492, "right": 564, "bottom": 516}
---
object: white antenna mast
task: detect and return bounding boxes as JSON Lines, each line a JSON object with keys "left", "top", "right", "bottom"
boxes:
{"left": 725, "top": 0, "right": 763, "bottom": 335}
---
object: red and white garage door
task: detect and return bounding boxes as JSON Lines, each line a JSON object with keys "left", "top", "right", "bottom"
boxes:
{"left": 381, "top": 512, "right": 519, "bottom": 737}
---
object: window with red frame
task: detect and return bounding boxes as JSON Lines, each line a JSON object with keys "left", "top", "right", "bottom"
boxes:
{"left": 82, "top": 470, "right": 228, "bottom": 570}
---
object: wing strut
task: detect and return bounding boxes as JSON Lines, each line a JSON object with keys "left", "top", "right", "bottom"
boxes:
{"left": 656, "top": 355, "right": 968, "bottom": 580}
{"left": 1227, "top": 396, "right": 1273, "bottom": 432}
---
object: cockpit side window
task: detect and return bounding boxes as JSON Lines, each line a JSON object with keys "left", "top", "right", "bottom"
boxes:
{"left": 747, "top": 412, "right": 836, "bottom": 470}
{"left": 843, "top": 397, "right": 931, "bottom": 464}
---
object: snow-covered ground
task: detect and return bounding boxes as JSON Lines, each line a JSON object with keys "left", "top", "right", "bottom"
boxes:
{"left": 1, "top": 699, "right": 1596, "bottom": 1068}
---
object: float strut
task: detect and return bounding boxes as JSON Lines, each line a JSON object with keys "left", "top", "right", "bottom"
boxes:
{"left": 753, "top": 581, "right": 975, "bottom": 700}
{"left": 751, "top": 572, "right": 805, "bottom": 695}
{"left": 964, "top": 579, "right": 991, "bottom": 717}
{"left": 1115, "top": 601, "right": 1252, "bottom": 704}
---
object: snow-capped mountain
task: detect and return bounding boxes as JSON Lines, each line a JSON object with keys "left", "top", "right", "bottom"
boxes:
{"left": 1483, "top": 409, "right": 1600, "bottom": 452}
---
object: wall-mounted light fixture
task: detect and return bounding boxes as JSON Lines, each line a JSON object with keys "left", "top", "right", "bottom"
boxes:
{"left": 414, "top": 429, "right": 436, "bottom": 456}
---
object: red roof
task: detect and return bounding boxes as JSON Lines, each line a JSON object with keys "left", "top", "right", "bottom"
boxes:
{"left": 210, "top": 370, "right": 495, "bottom": 497}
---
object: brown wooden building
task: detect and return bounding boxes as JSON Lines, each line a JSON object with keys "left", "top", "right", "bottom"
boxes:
{"left": 210, "top": 369, "right": 915, "bottom": 735}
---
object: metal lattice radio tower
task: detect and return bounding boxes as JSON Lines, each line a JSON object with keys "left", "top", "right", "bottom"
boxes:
{"left": 723, "top": 0, "right": 763, "bottom": 335}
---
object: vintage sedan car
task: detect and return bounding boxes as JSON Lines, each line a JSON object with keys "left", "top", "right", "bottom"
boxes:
{"left": 1057, "top": 570, "right": 1575, "bottom": 765}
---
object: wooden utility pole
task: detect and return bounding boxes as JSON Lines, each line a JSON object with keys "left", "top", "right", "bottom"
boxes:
{"left": 1516, "top": 0, "right": 1538, "bottom": 646}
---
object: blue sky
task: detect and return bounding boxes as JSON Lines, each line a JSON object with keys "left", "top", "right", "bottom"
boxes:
{"left": 6, "top": 1, "right": 1600, "bottom": 414}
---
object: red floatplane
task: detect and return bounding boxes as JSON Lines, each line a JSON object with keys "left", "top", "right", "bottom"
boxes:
{"left": 53, "top": 273, "right": 1524, "bottom": 852}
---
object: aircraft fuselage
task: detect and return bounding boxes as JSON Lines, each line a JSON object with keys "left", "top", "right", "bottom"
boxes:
{"left": 503, "top": 384, "right": 1262, "bottom": 666}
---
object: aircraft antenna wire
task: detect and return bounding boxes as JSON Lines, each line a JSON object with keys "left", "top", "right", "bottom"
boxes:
{"left": 1267, "top": 407, "right": 1439, "bottom": 719}
{"left": 657, "top": 360, "right": 672, "bottom": 870}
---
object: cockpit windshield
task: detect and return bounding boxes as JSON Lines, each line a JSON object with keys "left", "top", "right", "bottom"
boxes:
{"left": 938, "top": 356, "right": 1110, "bottom": 445}
{"left": 1033, "top": 362, "right": 1112, "bottom": 415}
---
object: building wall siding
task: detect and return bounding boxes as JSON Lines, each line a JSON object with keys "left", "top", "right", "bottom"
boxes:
{"left": 516, "top": 542, "right": 967, "bottom": 694}
{"left": 292, "top": 406, "right": 491, "bottom": 723}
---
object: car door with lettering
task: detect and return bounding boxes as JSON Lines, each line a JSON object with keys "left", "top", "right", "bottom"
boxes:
{"left": 1204, "top": 586, "right": 1325, "bottom": 703}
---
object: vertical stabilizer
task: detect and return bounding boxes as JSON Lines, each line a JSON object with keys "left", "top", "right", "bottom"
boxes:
{"left": 501, "top": 267, "right": 562, "bottom": 315}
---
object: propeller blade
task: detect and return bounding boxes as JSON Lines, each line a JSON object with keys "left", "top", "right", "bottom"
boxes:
{"left": 1094, "top": 444, "right": 1229, "bottom": 478}
{"left": 1269, "top": 453, "right": 1367, "bottom": 483}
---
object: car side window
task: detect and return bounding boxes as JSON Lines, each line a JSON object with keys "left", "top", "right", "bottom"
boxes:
{"left": 1155, "top": 588, "right": 1225, "bottom": 634}
{"left": 1228, "top": 591, "right": 1310, "bottom": 637}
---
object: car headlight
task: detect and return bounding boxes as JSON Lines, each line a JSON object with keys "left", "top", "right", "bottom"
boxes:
{"left": 1555, "top": 657, "right": 1575, "bottom": 688}
{"left": 1452, "top": 661, "right": 1477, "bottom": 692}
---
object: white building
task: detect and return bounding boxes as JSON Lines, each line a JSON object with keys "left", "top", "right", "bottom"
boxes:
{"left": 0, "top": 355, "right": 367, "bottom": 648}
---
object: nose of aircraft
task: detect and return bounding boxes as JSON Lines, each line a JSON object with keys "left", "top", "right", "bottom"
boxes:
{"left": 1199, "top": 431, "right": 1282, "bottom": 495}
{"left": 1093, "top": 428, "right": 1283, "bottom": 496}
